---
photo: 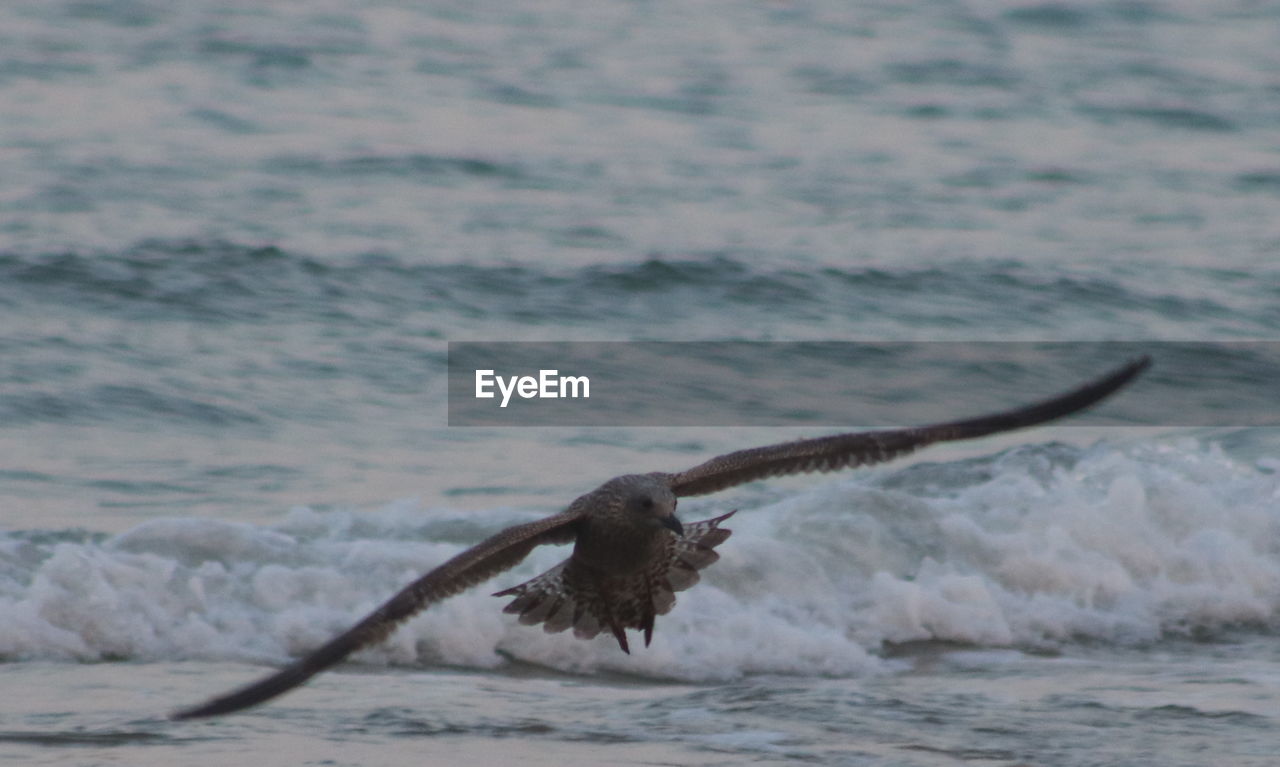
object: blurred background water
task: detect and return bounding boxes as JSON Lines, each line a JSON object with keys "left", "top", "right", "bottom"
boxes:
{"left": 1, "top": 1, "right": 1279, "bottom": 765}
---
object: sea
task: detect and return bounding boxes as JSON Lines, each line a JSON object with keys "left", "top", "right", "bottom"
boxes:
{"left": 2, "top": 1, "right": 1279, "bottom": 765}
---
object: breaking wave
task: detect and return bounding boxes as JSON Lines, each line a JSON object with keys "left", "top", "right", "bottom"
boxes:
{"left": 2, "top": 437, "right": 1277, "bottom": 681}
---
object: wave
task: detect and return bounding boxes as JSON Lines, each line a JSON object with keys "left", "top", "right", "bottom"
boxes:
{"left": 2, "top": 240, "right": 1274, "bottom": 336}
{"left": 2, "top": 437, "right": 1277, "bottom": 680}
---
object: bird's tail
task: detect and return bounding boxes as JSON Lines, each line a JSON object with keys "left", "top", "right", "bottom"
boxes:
{"left": 493, "top": 511, "right": 736, "bottom": 651}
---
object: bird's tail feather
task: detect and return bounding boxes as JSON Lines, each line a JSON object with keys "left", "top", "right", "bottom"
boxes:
{"left": 493, "top": 511, "right": 736, "bottom": 649}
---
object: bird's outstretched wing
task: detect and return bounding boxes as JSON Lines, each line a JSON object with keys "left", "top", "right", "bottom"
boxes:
{"left": 666, "top": 356, "right": 1150, "bottom": 497}
{"left": 171, "top": 509, "right": 583, "bottom": 720}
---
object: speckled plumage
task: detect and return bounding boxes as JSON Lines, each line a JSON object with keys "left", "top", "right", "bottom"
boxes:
{"left": 495, "top": 506, "right": 735, "bottom": 652}
{"left": 172, "top": 356, "right": 1149, "bottom": 719}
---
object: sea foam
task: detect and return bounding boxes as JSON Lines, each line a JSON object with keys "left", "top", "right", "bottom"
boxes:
{"left": 2, "top": 438, "right": 1277, "bottom": 680}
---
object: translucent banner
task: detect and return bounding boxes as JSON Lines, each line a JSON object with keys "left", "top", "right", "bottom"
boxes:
{"left": 447, "top": 341, "right": 1277, "bottom": 427}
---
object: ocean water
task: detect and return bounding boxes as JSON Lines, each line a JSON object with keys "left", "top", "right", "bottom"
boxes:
{"left": 2, "top": 1, "right": 1279, "bottom": 765}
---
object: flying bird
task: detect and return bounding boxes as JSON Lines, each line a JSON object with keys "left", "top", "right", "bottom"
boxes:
{"left": 172, "top": 356, "right": 1150, "bottom": 719}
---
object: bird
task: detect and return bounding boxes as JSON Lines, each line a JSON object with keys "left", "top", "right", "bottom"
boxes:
{"left": 171, "top": 355, "right": 1150, "bottom": 719}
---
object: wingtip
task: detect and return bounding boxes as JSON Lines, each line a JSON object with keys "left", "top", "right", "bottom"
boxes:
{"left": 1108, "top": 354, "right": 1153, "bottom": 392}
{"left": 1127, "top": 354, "right": 1153, "bottom": 373}
{"left": 168, "top": 695, "right": 251, "bottom": 721}
{"left": 169, "top": 704, "right": 215, "bottom": 722}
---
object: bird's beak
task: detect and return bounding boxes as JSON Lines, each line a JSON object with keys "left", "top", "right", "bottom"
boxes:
{"left": 660, "top": 514, "right": 684, "bottom": 536}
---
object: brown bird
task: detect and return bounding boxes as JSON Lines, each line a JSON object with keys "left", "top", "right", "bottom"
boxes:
{"left": 171, "top": 356, "right": 1150, "bottom": 719}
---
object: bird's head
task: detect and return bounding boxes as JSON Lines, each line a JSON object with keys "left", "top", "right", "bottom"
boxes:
{"left": 606, "top": 474, "right": 683, "bottom": 536}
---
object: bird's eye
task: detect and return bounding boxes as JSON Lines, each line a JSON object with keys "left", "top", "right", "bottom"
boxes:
{"left": 640, "top": 497, "right": 654, "bottom": 510}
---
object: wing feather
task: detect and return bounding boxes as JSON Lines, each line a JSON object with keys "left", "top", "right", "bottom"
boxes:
{"left": 171, "top": 509, "right": 583, "bottom": 720}
{"left": 668, "top": 356, "right": 1150, "bottom": 497}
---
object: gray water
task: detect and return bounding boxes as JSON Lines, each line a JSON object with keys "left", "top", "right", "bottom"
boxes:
{"left": 2, "top": 1, "right": 1279, "bottom": 765}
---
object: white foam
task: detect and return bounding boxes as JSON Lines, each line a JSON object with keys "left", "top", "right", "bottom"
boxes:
{"left": 2, "top": 438, "right": 1278, "bottom": 680}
